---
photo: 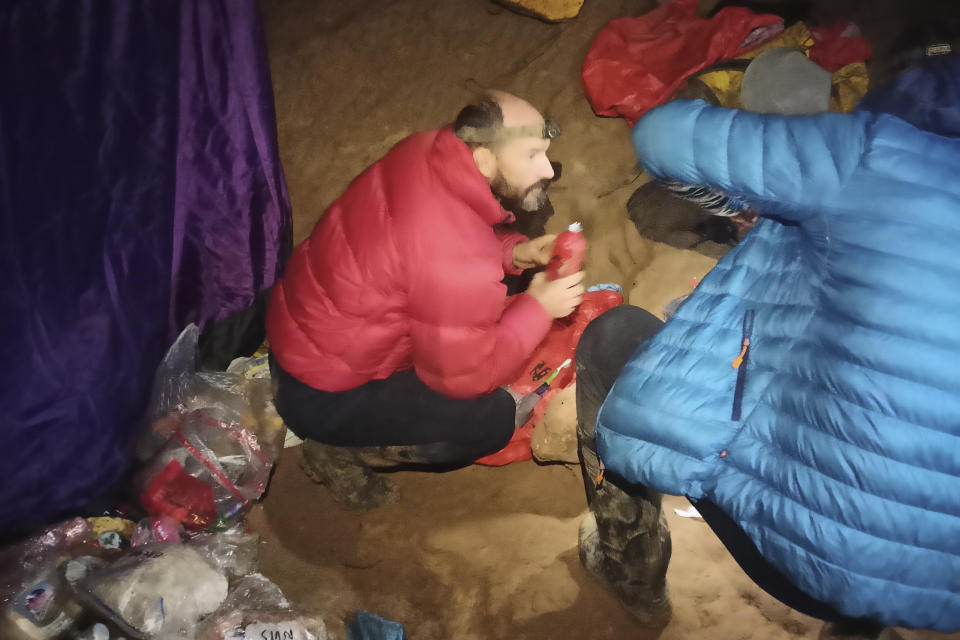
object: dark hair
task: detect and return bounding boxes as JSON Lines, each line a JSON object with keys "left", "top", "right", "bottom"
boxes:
{"left": 453, "top": 99, "right": 503, "bottom": 148}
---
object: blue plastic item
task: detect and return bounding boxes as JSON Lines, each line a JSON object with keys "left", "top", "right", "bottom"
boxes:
{"left": 346, "top": 610, "right": 408, "bottom": 640}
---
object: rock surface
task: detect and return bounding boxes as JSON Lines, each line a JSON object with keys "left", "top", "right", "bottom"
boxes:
{"left": 531, "top": 384, "right": 579, "bottom": 464}
{"left": 496, "top": 0, "right": 586, "bottom": 22}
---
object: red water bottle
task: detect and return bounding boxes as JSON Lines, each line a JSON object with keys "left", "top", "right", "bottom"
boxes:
{"left": 545, "top": 222, "right": 586, "bottom": 281}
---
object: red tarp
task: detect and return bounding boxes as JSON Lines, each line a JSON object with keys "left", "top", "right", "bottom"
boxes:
{"left": 582, "top": 0, "right": 783, "bottom": 124}
{"left": 582, "top": 0, "right": 872, "bottom": 125}
{"left": 809, "top": 21, "right": 873, "bottom": 72}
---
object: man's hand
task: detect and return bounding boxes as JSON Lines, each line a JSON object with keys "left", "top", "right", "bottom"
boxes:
{"left": 526, "top": 271, "right": 585, "bottom": 319}
{"left": 512, "top": 234, "right": 557, "bottom": 270}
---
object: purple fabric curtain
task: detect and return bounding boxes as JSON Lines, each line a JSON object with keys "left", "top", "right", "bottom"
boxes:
{"left": 0, "top": 0, "right": 290, "bottom": 537}
{"left": 172, "top": 1, "right": 291, "bottom": 336}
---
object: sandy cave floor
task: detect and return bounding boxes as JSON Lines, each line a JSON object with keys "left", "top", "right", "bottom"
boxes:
{"left": 251, "top": 0, "right": 960, "bottom": 638}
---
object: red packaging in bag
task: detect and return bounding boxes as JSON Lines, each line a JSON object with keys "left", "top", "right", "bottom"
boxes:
{"left": 545, "top": 222, "right": 586, "bottom": 281}
{"left": 140, "top": 460, "right": 218, "bottom": 532}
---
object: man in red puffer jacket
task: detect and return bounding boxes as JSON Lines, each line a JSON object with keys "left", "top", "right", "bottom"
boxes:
{"left": 267, "top": 91, "right": 584, "bottom": 508}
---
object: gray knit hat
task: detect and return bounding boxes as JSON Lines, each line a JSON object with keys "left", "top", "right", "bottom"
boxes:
{"left": 741, "top": 48, "right": 832, "bottom": 115}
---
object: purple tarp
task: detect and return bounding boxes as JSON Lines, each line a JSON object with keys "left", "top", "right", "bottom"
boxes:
{"left": 0, "top": 0, "right": 291, "bottom": 537}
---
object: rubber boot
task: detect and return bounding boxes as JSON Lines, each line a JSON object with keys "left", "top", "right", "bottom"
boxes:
{"left": 299, "top": 440, "right": 398, "bottom": 510}
{"left": 576, "top": 471, "right": 672, "bottom": 628}
{"left": 574, "top": 305, "right": 672, "bottom": 627}
{"left": 353, "top": 441, "right": 482, "bottom": 469}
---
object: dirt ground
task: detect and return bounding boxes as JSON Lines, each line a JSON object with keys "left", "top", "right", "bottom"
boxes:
{"left": 252, "top": 0, "right": 960, "bottom": 638}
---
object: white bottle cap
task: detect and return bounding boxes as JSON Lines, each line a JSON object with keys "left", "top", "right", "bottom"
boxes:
{"left": 568, "top": 221, "right": 582, "bottom": 232}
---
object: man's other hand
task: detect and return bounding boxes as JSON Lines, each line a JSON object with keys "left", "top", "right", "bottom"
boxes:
{"left": 526, "top": 271, "right": 585, "bottom": 319}
{"left": 512, "top": 234, "right": 557, "bottom": 269}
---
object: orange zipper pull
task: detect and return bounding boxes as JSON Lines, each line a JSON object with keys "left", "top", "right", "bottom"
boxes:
{"left": 732, "top": 337, "right": 750, "bottom": 369}
{"left": 594, "top": 457, "right": 606, "bottom": 488}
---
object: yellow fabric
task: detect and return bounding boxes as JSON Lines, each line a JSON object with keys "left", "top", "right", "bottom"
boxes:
{"left": 694, "top": 22, "right": 868, "bottom": 112}
{"left": 830, "top": 62, "right": 869, "bottom": 113}
{"left": 86, "top": 516, "right": 136, "bottom": 539}
{"left": 696, "top": 67, "right": 743, "bottom": 107}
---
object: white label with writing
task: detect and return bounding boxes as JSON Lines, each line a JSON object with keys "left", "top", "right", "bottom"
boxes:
{"left": 241, "top": 622, "right": 307, "bottom": 640}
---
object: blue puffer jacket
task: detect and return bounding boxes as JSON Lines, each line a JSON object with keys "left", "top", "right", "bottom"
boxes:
{"left": 597, "top": 100, "right": 960, "bottom": 631}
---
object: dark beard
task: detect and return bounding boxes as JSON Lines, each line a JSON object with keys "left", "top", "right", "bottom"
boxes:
{"left": 491, "top": 172, "right": 548, "bottom": 212}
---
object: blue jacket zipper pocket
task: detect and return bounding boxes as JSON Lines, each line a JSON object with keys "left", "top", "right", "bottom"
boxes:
{"left": 731, "top": 309, "right": 754, "bottom": 421}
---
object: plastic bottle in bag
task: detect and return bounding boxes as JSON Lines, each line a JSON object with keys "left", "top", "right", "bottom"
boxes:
{"left": 70, "top": 624, "right": 110, "bottom": 640}
{"left": 545, "top": 222, "right": 586, "bottom": 281}
{"left": 0, "top": 519, "right": 96, "bottom": 640}
{"left": 1, "top": 563, "right": 86, "bottom": 640}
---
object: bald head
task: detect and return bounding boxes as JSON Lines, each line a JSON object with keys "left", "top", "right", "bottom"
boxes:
{"left": 453, "top": 91, "right": 556, "bottom": 212}
{"left": 453, "top": 90, "right": 556, "bottom": 147}
{"left": 487, "top": 90, "right": 545, "bottom": 130}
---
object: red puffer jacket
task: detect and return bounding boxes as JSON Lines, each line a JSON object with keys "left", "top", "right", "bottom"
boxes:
{"left": 266, "top": 127, "right": 552, "bottom": 399}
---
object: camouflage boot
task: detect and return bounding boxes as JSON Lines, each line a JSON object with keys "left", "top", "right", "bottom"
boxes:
{"left": 299, "top": 440, "right": 398, "bottom": 510}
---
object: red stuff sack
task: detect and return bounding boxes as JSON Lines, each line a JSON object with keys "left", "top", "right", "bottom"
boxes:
{"left": 476, "top": 290, "right": 623, "bottom": 466}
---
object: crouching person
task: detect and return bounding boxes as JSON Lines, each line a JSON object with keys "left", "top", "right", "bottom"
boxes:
{"left": 267, "top": 91, "right": 583, "bottom": 509}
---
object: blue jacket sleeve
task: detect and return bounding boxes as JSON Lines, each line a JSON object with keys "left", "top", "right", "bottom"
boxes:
{"left": 631, "top": 100, "right": 872, "bottom": 223}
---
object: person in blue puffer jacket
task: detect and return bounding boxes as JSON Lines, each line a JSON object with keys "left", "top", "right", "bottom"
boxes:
{"left": 576, "top": 67, "right": 960, "bottom": 637}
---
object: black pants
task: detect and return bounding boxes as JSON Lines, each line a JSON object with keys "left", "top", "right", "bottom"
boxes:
{"left": 576, "top": 305, "right": 856, "bottom": 624}
{"left": 270, "top": 356, "right": 516, "bottom": 466}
